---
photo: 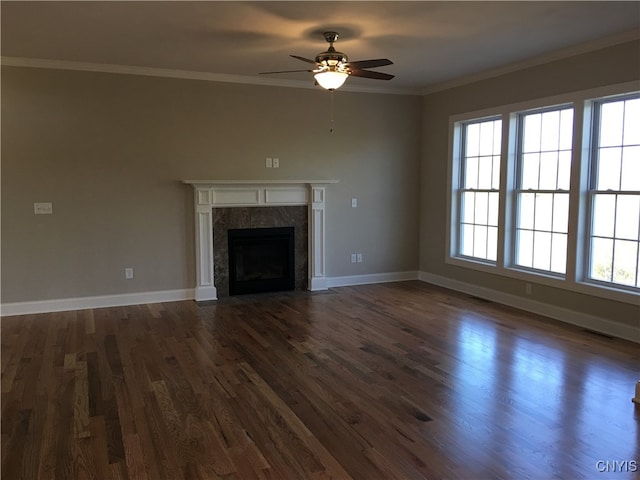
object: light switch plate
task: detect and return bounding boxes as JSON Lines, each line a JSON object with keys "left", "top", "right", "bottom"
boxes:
{"left": 34, "top": 202, "right": 53, "bottom": 215}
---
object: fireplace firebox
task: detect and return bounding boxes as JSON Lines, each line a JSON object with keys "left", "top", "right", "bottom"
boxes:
{"left": 228, "top": 227, "right": 295, "bottom": 295}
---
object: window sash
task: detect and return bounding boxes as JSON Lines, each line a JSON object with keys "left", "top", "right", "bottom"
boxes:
{"left": 457, "top": 189, "right": 500, "bottom": 261}
{"left": 587, "top": 192, "right": 640, "bottom": 288}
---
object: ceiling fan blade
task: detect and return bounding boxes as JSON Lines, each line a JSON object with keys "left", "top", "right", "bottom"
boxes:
{"left": 349, "top": 69, "right": 395, "bottom": 81}
{"left": 348, "top": 58, "right": 393, "bottom": 69}
{"left": 290, "top": 55, "right": 318, "bottom": 65}
{"left": 259, "top": 69, "right": 314, "bottom": 75}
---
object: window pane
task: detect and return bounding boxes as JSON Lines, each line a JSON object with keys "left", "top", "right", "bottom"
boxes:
{"left": 517, "top": 230, "right": 533, "bottom": 268}
{"left": 596, "top": 147, "right": 622, "bottom": 190}
{"left": 552, "top": 193, "right": 569, "bottom": 234}
{"left": 539, "top": 152, "right": 558, "bottom": 189}
{"left": 461, "top": 224, "right": 474, "bottom": 256}
{"left": 600, "top": 101, "right": 624, "bottom": 147}
{"left": 533, "top": 231, "right": 552, "bottom": 270}
{"left": 523, "top": 113, "right": 541, "bottom": 153}
{"left": 487, "top": 227, "right": 498, "bottom": 261}
{"left": 534, "top": 193, "right": 553, "bottom": 232}
{"left": 492, "top": 155, "right": 500, "bottom": 189}
{"left": 488, "top": 192, "right": 499, "bottom": 226}
{"left": 462, "top": 192, "right": 475, "bottom": 223}
{"left": 551, "top": 233, "right": 567, "bottom": 274}
{"left": 613, "top": 240, "right": 638, "bottom": 286}
{"left": 466, "top": 123, "right": 480, "bottom": 157}
{"left": 540, "top": 110, "right": 560, "bottom": 152}
{"left": 479, "top": 121, "right": 495, "bottom": 156}
{"left": 591, "top": 237, "right": 613, "bottom": 282}
{"left": 477, "top": 156, "right": 493, "bottom": 189}
{"left": 493, "top": 121, "right": 502, "bottom": 155}
{"left": 474, "top": 225, "right": 488, "bottom": 258}
{"left": 521, "top": 153, "right": 540, "bottom": 189}
{"left": 559, "top": 109, "right": 574, "bottom": 150}
{"left": 623, "top": 98, "right": 640, "bottom": 145}
{"left": 557, "top": 151, "right": 572, "bottom": 190}
{"left": 615, "top": 195, "right": 640, "bottom": 241}
{"left": 465, "top": 156, "right": 479, "bottom": 189}
{"left": 592, "top": 194, "right": 616, "bottom": 238}
{"left": 519, "top": 193, "right": 535, "bottom": 230}
{"left": 475, "top": 192, "right": 488, "bottom": 224}
{"left": 620, "top": 146, "right": 640, "bottom": 191}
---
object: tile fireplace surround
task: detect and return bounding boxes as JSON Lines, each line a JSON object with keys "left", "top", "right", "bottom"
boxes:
{"left": 183, "top": 180, "right": 338, "bottom": 301}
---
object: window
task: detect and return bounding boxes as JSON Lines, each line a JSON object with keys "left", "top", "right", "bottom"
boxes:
{"left": 448, "top": 84, "right": 639, "bottom": 303}
{"left": 588, "top": 96, "right": 640, "bottom": 288}
{"left": 458, "top": 118, "right": 502, "bottom": 261}
{"left": 514, "top": 107, "right": 573, "bottom": 274}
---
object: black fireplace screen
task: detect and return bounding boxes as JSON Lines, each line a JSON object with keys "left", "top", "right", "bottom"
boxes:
{"left": 228, "top": 227, "right": 295, "bottom": 295}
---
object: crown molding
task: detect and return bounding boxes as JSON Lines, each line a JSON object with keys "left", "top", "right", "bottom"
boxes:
{"left": 0, "top": 56, "right": 420, "bottom": 96}
{"left": 2, "top": 28, "right": 636, "bottom": 97}
{"left": 420, "top": 28, "right": 640, "bottom": 95}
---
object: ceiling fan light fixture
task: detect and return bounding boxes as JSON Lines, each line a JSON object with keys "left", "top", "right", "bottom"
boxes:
{"left": 314, "top": 70, "right": 349, "bottom": 90}
{"left": 259, "top": 31, "right": 394, "bottom": 88}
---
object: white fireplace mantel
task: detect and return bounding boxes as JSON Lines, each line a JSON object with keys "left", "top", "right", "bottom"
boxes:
{"left": 183, "top": 180, "right": 339, "bottom": 301}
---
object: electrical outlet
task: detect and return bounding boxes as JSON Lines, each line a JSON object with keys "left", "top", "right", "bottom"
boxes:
{"left": 356, "top": 253, "right": 363, "bottom": 263}
{"left": 125, "top": 268, "right": 134, "bottom": 279}
{"left": 265, "top": 157, "right": 273, "bottom": 168}
{"left": 351, "top": 198, "right": 358, "bottom": 208}
{"left": 350, "top": 253, "right": 357, "bottom": 263}
{"left": 272, "top": 157, "right": 279, "bottom": 168}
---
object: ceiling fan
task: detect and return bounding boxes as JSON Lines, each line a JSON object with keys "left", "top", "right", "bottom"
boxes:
{"left": 260, "top": 31, "right": 394, "bottom": 90}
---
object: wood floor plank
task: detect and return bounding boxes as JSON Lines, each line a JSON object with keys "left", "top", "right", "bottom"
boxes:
{"left": 2, "top": 281, "right": 639, "bottom": 479}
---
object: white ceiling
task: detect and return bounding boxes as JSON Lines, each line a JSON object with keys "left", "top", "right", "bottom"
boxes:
{"left": 2, "top": 1, "right": 639, "bottom": 94}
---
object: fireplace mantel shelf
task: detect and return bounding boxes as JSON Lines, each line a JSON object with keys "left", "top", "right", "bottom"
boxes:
{"left": 185, "top": 179, "right": 337, "bottom": 301}
{"left": 183, "top": 179, "right": 339, "bottom": 186}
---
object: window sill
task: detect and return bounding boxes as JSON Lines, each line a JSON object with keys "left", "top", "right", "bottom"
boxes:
{"left": 447, "top": 255, "right": 639, "bottom": 305}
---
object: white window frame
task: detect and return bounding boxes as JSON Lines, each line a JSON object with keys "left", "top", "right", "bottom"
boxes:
{"left": 452, "top": 116, "right": 502, "bottom": 264}
{"left": 446, "top": 81, "right": 639, "bottom": 305}
{"left": 512, "top": 105, "right": 573, "bottom": 276}
{"left": 585, "top": 93, "right": 640, "bottom": 291}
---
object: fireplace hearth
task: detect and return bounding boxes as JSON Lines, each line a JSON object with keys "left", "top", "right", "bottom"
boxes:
{"left": 228, "top": 227, "right": 295, "bottom": 295}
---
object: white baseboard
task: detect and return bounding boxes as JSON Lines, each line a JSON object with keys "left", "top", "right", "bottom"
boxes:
{"left": 418, "top": 271, "right": 640, "bottom": 344}
{"left": 6, "top": 270, "right": 634, "bottom": 344}
{"left": 327, "top": 271, "right": 419, "bottom": 288}
{"left": 0, "top": 272, "right": 420, "bottom": 316}
{"left": 1, "top": 289, "right": 195, "bottom": 317}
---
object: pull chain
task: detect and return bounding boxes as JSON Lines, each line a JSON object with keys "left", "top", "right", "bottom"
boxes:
{"left": 329, "top": 90, "right": 335, "bottom": 133}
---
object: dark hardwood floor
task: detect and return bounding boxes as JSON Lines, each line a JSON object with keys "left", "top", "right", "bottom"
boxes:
{"left": 2, "top": 281, "right": 639, "bottom": 479}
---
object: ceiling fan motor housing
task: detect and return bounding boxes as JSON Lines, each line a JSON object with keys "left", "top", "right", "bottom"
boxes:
{"left": 315, "top": 48, "right": 348, "bottom": 67}
{"left": 316, "top": 31, "right": 348, "bottom": 69}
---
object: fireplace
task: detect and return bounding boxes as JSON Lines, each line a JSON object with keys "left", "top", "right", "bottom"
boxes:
{"left": 228, "top": 227, "right": 295, "bottom": 295}
{"left": 183, "top": 180, "right": 337, "bottom": 301}
{"left": 212, "top": 206, "right": 308, "bottom": 297}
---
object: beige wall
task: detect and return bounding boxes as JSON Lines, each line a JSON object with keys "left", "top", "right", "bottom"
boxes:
{"left": 420, "top": 40, "right": 640, "bottom": 328}
{"left": 2, "top": 39, "right": 638, "bottom": 331}
{"left": 1, "top": 67, "right": 421, "bottom": 302}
